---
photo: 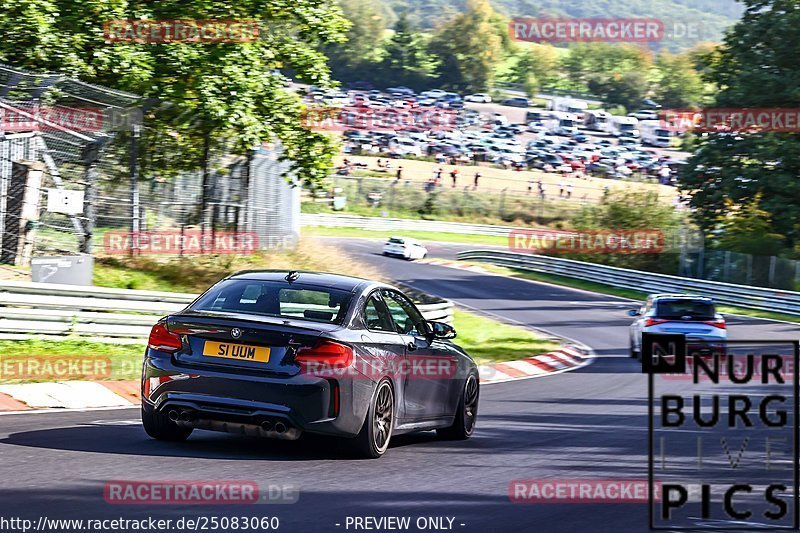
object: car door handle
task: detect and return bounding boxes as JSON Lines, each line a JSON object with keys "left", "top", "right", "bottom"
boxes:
{"left": 406, "top": 342, "right": 417, "bottom": 352}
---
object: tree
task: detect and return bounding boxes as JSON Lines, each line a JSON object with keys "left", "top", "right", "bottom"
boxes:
{"left": 560, "top": 43, "right": 651, "bottom": 91}
{"left": 652, "top": 51, "right": 705, "bottom": 108}
{"left": 326, "top": 0, "right": 386, "bottom": 81}
{"left": 506, "top": 44, "right": 558, "bottom": 96}
{"left": 714, "top": 194, "right": 785, "bottom": 256}
{"left": 428, "top": 0, "right": 503, "bottom": 91}
{"left": 565, "top": 190, "right": 683, "bottom": 272}
{"left": 588, "top": 70, "right": 649, "bottom": 111}
{"left": 680, "top": 0, "right": 800, "bottom": 251}
{"left": 379, "top": 14, "right": 437, "bottom": 89}
{"left": 0, "top": 0, "right": 350, "bottom": 189}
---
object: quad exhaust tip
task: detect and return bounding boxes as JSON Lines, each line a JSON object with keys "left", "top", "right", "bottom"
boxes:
{"left": 167, "top": 409, "right": 294, "bottom": 437}
{"left": 168, "top": 409, "right": 195, "bottom": 423}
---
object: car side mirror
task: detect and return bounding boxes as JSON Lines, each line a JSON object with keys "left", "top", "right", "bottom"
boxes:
{"left": 427, "top": 321, "right": 456, "bottom": 339}
{"left": 627, "top": 309, "right": 640, "bottom": 317}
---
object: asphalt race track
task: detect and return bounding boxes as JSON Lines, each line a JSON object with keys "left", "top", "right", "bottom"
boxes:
{"left": 1, "top": 238, "right": 797, "bottom": 532}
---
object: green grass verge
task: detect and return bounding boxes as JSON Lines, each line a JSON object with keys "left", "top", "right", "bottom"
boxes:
{"left": 0, "top": 339, "right": 145, "bottom": 383}
{"left": 94, "top": 262, "right": 190, "bottom": 292}
{"left": 452, "top": 308, "right": 560, "bottom": 366}
{"left": 304, "top": 226, "right": 508, "bottom": 247}
{"left": 471, "top": 263, "right": 800, "bottom": 324}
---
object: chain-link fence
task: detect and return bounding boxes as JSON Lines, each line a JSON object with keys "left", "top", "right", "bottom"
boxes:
{"left": 311, "top": 175, "right": 590, "bottom": 226}
{"left": 0, "top": 62, "right": 144, "bottom": 259}
{"left": 679, "top": 249, "right": 800, "bottom": 291}
{"left": 0, "top": 63, "right": 299, "bottom": 265}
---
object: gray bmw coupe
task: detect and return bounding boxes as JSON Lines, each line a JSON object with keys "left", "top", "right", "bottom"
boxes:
{"left": 141, "top": 270, "right": 479, "bottom": 458}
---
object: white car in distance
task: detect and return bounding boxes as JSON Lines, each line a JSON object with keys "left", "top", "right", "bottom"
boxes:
{"left": 465, "top": 93, "right": 492, "bottom": 103}
{"left": 383, "top": 237, "right": 428, "bottom": 260}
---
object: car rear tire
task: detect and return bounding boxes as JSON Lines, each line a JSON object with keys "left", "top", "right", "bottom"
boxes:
{"left": 141, "top": 406, "right": 193, "bottom": 442}
{"left": 438, "top": 373, "right": 479, "bottom": 440}
{"left": 629, "top": 338, "right": 640, "bottom": 359}
{"left": 352, "top": 379, "right": 394, "bottom": 459}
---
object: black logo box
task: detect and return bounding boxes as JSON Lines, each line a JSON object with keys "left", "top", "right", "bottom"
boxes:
{"left": 645, "top": 335, "right": 800, "bottom": 530}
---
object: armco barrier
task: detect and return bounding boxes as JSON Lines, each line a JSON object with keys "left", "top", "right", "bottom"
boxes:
{"left": 457, "top": 250, "right": 800, "bottom": 316}
{"left": 301, "top": 213, "right": 516, "bottom": 237}
{"left": 0, "top": 280, "right": 454, "bottom": 339}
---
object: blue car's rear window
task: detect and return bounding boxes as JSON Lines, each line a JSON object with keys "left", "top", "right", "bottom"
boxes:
{"left": 656, "top": 300, "right": 715, "bottom": 320}
{"left": 191, "top": 279, "right": 353, "bottom": 324}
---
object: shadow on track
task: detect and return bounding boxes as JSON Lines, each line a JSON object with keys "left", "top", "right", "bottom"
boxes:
{"left": 0, "top": 423, "right": 441, "bottom": 461}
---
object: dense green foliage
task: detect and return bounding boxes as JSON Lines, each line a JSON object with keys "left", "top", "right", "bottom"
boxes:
{"left": 0, "top": 0, "right": 350, "bottom": 186}
{"left": 679, "top": 0, "right": 800, "bottom": 257}
{"left": 560, "top": 190, "right": 684, "bottom": 272}
{"left": 386, "top": 0, "right": 741, "bottom": 51}
{"left": 327, "top": 0, "right": 712, "bottom": 108}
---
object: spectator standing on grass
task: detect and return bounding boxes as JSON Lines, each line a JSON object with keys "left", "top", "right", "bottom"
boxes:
{"left": 558, "top": 181, "right": 565, "bottom": 198}
{"left": 396, "top": 166, "right": 403, "bottom": 181}
{"left": 539, "top": 182, "right": 546, "bottom": 200}
{"left": 474, "top": 171, "right": 481, "bottom": 189}
{"left": 435, "top": 167, "right": 443, "bottom": 186}
{"left": 567, "top": 183, "right": 573, "bottom": 199}
{"left": 659, "top": 165, "right": 671, "bottom": 184}
{"left": 450, "top": 168, "right": 459, "bottom": 188}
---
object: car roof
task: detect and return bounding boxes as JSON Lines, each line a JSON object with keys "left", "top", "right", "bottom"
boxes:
{"left": 226, "top": 270, "right": 378, "bottom": 292}
{"left": 650, "top": 293, "right": 713, "bottom": 301}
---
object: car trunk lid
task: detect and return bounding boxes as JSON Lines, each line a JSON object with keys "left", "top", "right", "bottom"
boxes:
{"left": 167, "top": 311, "right": 341, "bottom": 377}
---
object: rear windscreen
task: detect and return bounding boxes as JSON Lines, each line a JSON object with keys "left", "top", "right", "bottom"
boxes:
{"left": 655, "top": 300, "right": 715, "bottom": 320}
{"left": 190, "top": 279, "right": 352, "bottom": 324}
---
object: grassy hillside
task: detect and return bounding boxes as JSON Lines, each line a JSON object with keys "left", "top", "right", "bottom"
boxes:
{"left": 390, "top": 0, "right": 742, "bottom": 50}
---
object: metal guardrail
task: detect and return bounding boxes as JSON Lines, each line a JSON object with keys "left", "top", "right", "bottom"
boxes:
{"left": 0, "top": 281, "right": 454, "bottom": 339}
{"left": 458, "top": 250, "right": 800, "bottom": 317}
{"left": 302, "top": 213, "right": 515, "bottom": 237}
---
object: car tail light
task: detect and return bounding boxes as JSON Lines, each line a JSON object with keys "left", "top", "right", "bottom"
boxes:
{"left": 148, "top": 323, "right": 182, "bottom": 353}
{"left": 644, "top": 318, "right": 669, "bottom": 327}
{"left": 704, "top": 318, "right": 726, "bottom": 329}
{"left": 296, "top": 339, "right": 353, "bottom": 368}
